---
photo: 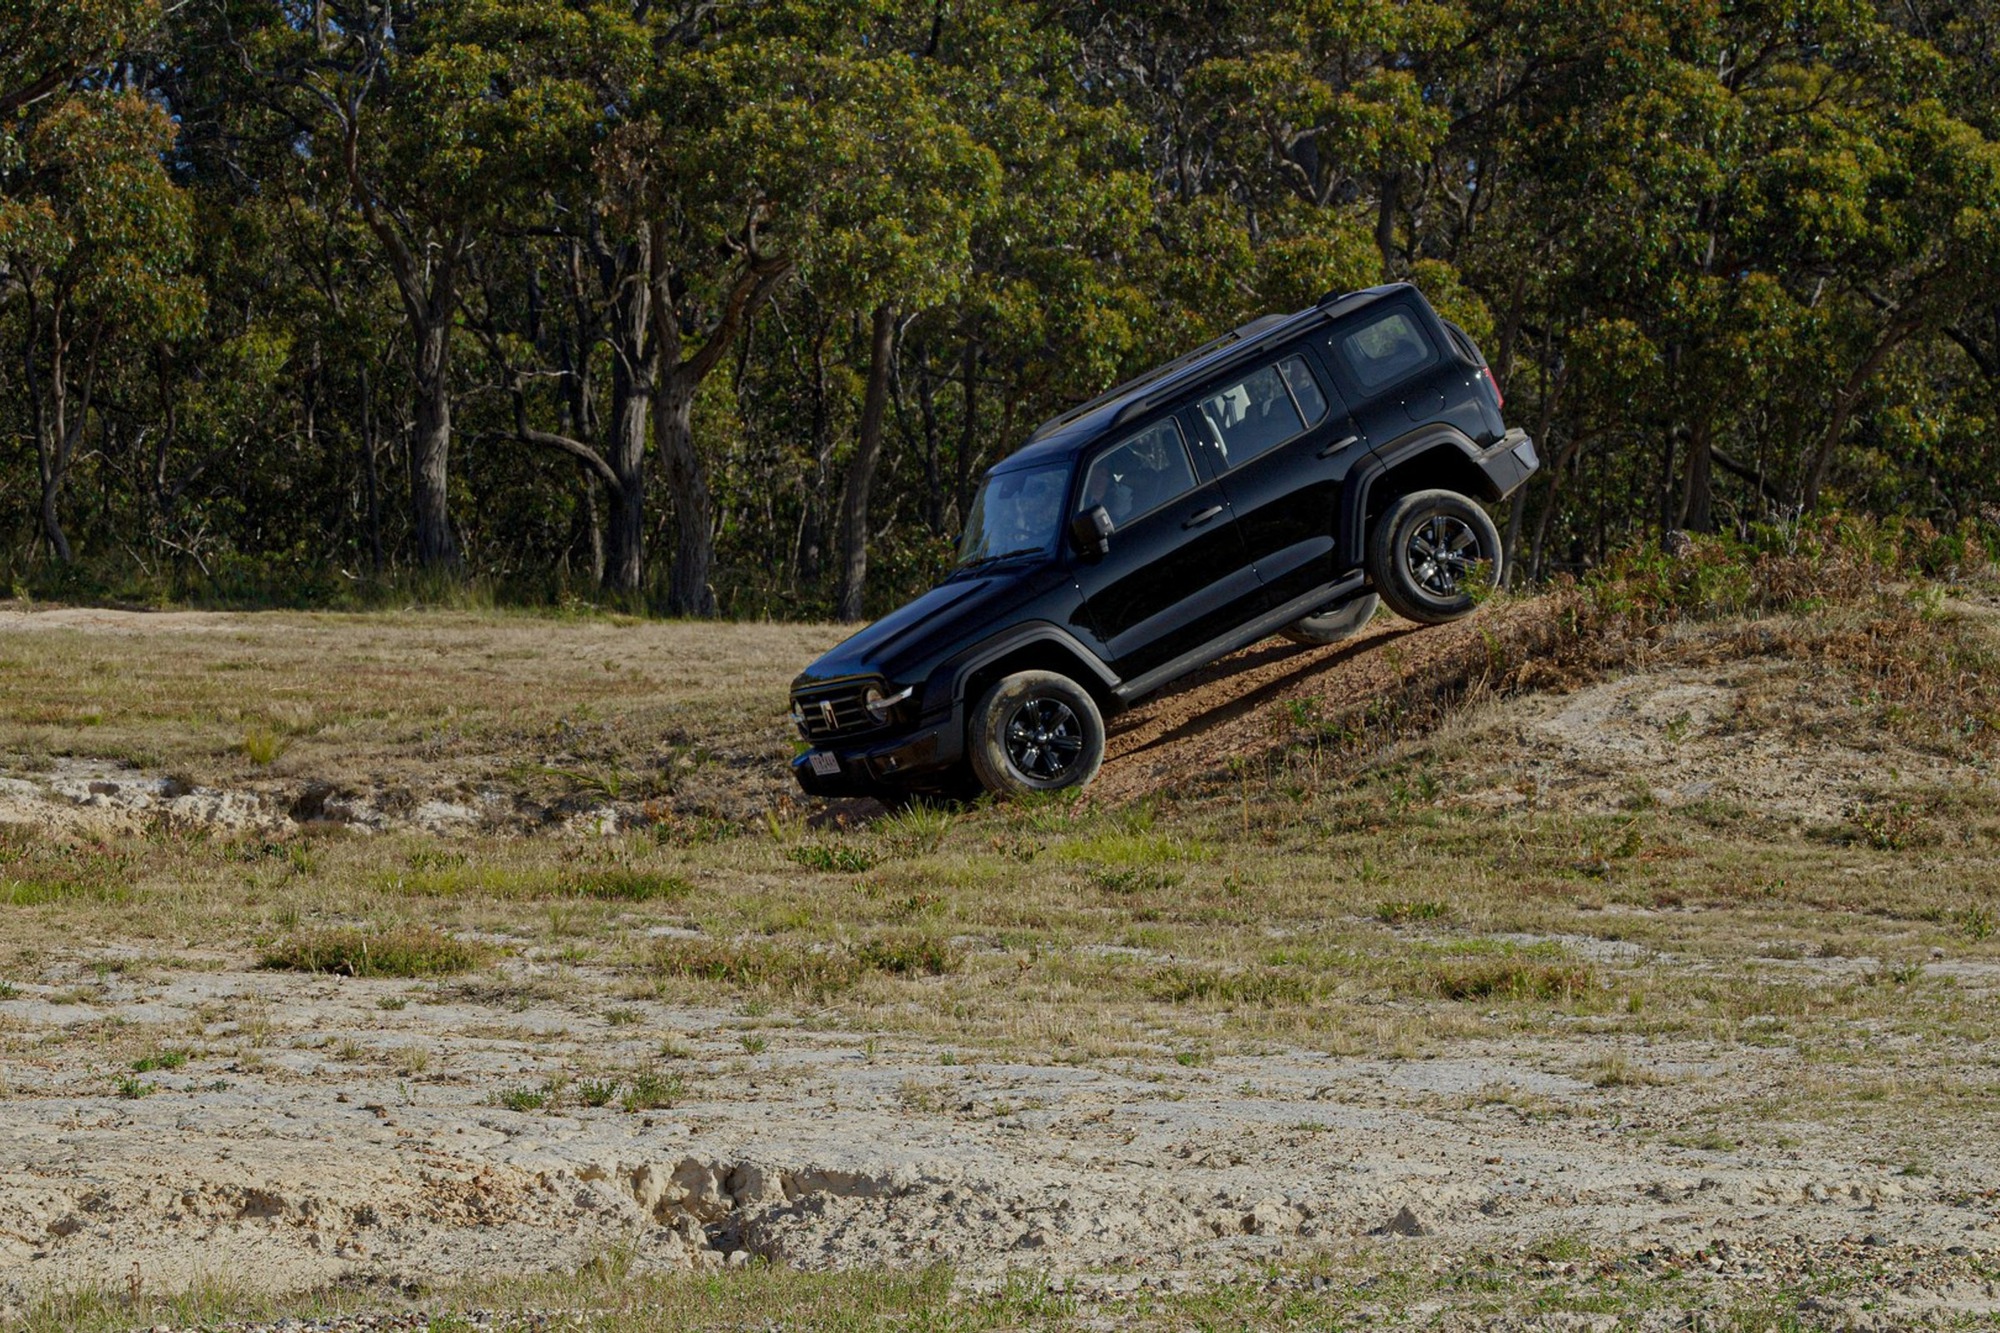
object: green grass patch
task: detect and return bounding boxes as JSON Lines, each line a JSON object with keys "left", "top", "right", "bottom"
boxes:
{"left": 1400, "top": 955, "right": 1596, "bottom": 1003}
{"left": 381, "top": 863, "right": 690, "bottom": 902}
{"left": 131, "top": 1048, "right": 190, "bottom": 1073}
{"left": 788, "top": 843, "right": 877, "bottom": 873}
{"left": 620, "top": 1070, "right": 684, "bottom": 1112}
{"left": 1145, "top": 964, "right": 1322, "bottom": 1006}
{"left": 653, "top": 932, "right": 962, "bottom": 998}
{"left": 260, "top": 925, "right": 487, "bottom": 978}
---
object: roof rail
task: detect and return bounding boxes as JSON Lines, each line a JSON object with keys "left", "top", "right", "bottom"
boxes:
{"left": 1026, "top": 313, "right": 1295, "bottom": 443}
{"left": 1103, "top": 310, "right": 1317, "bottom": 428}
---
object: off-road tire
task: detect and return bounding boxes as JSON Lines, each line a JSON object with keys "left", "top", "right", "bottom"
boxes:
{"left": 1279, "top": 591, "right": 1380, "bottom": 646}
{"left": 967, "top": 671, "right": 1105, "bottom": 797}
{"left": 1367, "top": 489, "right": 1502, "bottom": 625}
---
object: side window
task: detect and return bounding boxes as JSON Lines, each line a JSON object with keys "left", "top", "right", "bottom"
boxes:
{"left": 1193, "top": 355, "right": 1328, "bottom": 470}
{"left": 1078, "top": 419, "right": 1196, "bottom": 527}
{"left": 1336, "top": 309, "right": 1436, "bottom": 392}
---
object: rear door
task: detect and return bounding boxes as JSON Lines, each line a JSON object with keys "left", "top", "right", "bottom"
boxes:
{"left": 1188, "top": 352, "right": 1369, "bottom": 607}
{"left": 1072, "top": 417, "right": 1264, "bottom": 679}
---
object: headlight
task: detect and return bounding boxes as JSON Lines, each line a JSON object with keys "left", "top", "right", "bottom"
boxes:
{"left": 863, "top": 684, "right": 913, "bottom": 723}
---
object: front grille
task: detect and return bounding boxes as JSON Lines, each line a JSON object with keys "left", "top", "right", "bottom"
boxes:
{"left": 792, "top": 683, "right": 882, "bottom": 742}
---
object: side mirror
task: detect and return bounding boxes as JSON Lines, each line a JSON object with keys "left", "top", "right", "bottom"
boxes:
{"left": 1070, "top": 505, "right": 1114, "bottom": 558}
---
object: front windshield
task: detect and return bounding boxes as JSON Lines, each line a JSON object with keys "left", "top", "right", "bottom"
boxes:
{"left": 957, "top": 462, "right": 1070, "bottom": 567}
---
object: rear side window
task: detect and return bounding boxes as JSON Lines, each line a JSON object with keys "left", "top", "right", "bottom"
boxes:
{"left": 1079, "top": 419, "right": 1196, "bottom": 527}
{"left": 1337, "top": 309, "right": 1436, "bottom": 392}
{"left": 1193, "top": 355, "right": 1329, "bottom": 470}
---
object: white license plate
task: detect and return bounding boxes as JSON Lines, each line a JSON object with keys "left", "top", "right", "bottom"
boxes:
{"left": 809, "top": 752, "right": 841, "bottom": 777}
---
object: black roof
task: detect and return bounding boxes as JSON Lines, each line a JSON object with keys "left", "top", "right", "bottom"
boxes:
{"left": 989, "top": 283, "right": 1408, "bottom": 473}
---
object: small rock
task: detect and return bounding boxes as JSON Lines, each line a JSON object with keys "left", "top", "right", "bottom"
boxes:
{"left": 1863, "top": 1232, "right": 1886, "bottom": 1247}
{"left": 726, "top": 1249, "right": 752, "bottom": 1268}
{"left": 1243, "top": 1198, "right": 1303, "bottom": 1236}
{"left": 1378, "top": 1204, "right": 1434, "bottom": 1238}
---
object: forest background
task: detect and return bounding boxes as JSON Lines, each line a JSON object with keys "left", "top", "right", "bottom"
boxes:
{"left": 5, "top": 0, "right": 2000, "bottom": 620}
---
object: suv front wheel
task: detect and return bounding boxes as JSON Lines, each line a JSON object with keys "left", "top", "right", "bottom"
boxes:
{"left": 1367, "top": 489, "right": 1502, "bottom": 624}
{"left": 968, "top": 670, "right": 1106, "bottom": 796}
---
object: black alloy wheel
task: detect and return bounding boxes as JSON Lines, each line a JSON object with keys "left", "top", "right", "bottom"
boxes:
{"left": 1366, "top": 488, "right": 1503, "bottom": 625}
{"left": 1405, "top": 513, "right": 1481, "bottom": 597}
{"left": 1005, "top": 696, "right": 1085, "bottom": 780}
{"left": 968, "top": 670, "right": 1106, "bottom": 796}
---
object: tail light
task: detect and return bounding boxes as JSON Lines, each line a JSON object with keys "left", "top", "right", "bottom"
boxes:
{"left": 1482, "top": 366, "right": 1504, "bottom": 410}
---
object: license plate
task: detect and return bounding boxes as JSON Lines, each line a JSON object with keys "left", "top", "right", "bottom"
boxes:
{"left": 809, "top": 752, "right": 840, "bottom": 777}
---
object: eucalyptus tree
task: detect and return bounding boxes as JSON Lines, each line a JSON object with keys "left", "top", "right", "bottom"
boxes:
{"left": 0, "top": 0, "right": 202, "bottom": 564}
{"left": 239, "top": 0, "right": 595, "bottom": 571}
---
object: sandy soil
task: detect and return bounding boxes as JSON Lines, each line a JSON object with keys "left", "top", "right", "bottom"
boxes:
{"left": 4, "top": 953, "right": 1996, "bottom": 1323}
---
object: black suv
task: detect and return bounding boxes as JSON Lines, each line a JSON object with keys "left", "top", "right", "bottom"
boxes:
{"left": 788, "top": 283, "right": 1537, "bottom": 801}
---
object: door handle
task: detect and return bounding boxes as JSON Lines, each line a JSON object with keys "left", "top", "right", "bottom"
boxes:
{"left": 1317, "top": 434, "right": 1361, "bottom": 459}
{"left": 1183, "top": 505, "right": 1224, "bottom": 529}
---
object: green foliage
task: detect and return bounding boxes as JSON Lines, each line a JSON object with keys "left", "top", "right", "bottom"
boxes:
{"left": 0, "top": 0, "right": 1997, "bottom": 606}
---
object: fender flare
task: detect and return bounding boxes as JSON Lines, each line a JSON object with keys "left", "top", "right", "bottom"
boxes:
{"left": 1339, "top": 424, "right": 1490, "bottom": 568}
{"left": 924, "top": 622, "right": 1122, "bottom": 720}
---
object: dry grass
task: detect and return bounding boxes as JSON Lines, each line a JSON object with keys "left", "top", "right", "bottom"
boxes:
{"left": 0, "top": 606, "right": 841, "bottom": 818}
{"left": 1, "top": 544, "right": 1996, "bottom": 1142}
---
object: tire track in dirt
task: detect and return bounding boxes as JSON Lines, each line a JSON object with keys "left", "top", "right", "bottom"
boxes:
{"left": 1090, "top": 606, "right": 1536, "bottom": 803}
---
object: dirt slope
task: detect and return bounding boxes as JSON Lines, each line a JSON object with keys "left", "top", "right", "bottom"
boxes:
{"left": 1093, "top": 607, "right": 1518, "bottom": 804}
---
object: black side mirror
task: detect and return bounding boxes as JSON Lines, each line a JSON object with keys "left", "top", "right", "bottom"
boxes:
{"left": 1070, "top": 505, "right": 1114, "bottom": 558}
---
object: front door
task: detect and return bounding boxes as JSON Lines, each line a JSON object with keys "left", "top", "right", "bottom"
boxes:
{"left": 1072, "top": 417, "right": 1264, "bottom": 679}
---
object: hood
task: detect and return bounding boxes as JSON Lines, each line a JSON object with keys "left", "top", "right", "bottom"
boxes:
{"left": 793, "top": 564, "right": 1059, "bottom": 692}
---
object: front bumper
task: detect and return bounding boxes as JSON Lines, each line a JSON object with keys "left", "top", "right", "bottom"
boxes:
{"left": 789, "top": 712, "right": 965, "bottom": 798}
{"left": 1474, "top": 428, "right": 1538, "bottom": 500}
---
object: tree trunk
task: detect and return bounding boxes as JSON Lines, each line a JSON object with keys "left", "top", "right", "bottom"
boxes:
{"left": 606, "top": 383, "right": 648, "bottom": 595}
{"left": 410, "top": 314, "right": 457, "bottom": 570}
{"left": 1803, "top": 324, "right": 1911, "bottom": 511}
{"left": 1374, "top": 172, "right": 1401, "bottom": 274}
{"left": 836, "top": 302, "right": 898, "bottom": 621}
{"left": 655, "top": 376, "right": 714, "bottom": 616}
{"left": 917, "top": 355, "right": 943, "bottom": 536}
{"left": 38, "top": 467, "right": 70, "bottom": 565}
{"left": 602, "top": 248, "right": 653, "bottom": 595}
{"left": 1679, "top": 416, "right": 1714, "bottom": 533}
{"left": 361, "top": 366, "right": 383, "bottom": 572}
{"left": 955, "top": 336, "right": 980, "bottom": 527}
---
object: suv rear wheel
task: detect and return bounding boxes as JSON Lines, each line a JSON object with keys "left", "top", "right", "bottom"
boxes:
{"left": 967, "top": 670, "right": 1105, "bottom": 796}
{"left": 1367, "top": 489, "right": 1502, "bottom": 624}
{"left": 1280, "top": 591, "right": 1379, "bottom": 646}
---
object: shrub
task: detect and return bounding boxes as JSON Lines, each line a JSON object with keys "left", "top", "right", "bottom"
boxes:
{"left": 241, "top": 726, "right": 289, "bottom": 766}
{"left": 857, "top": 934, "right": 962, "bottom": 977}
{"left": 621, "top": 1071, "right": 684, "bottom": 1112}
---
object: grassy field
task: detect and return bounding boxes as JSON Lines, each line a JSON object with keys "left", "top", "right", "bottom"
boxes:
{"left": 3, "top": 528, "right": 1999, "bottom": 1329}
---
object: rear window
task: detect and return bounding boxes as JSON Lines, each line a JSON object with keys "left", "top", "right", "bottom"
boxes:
{"left": 1337, "top": 309, "right": 1436, "bottom": 392}
{"left": 1193, "top": 355, "right": 1330, "bottom": 470}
